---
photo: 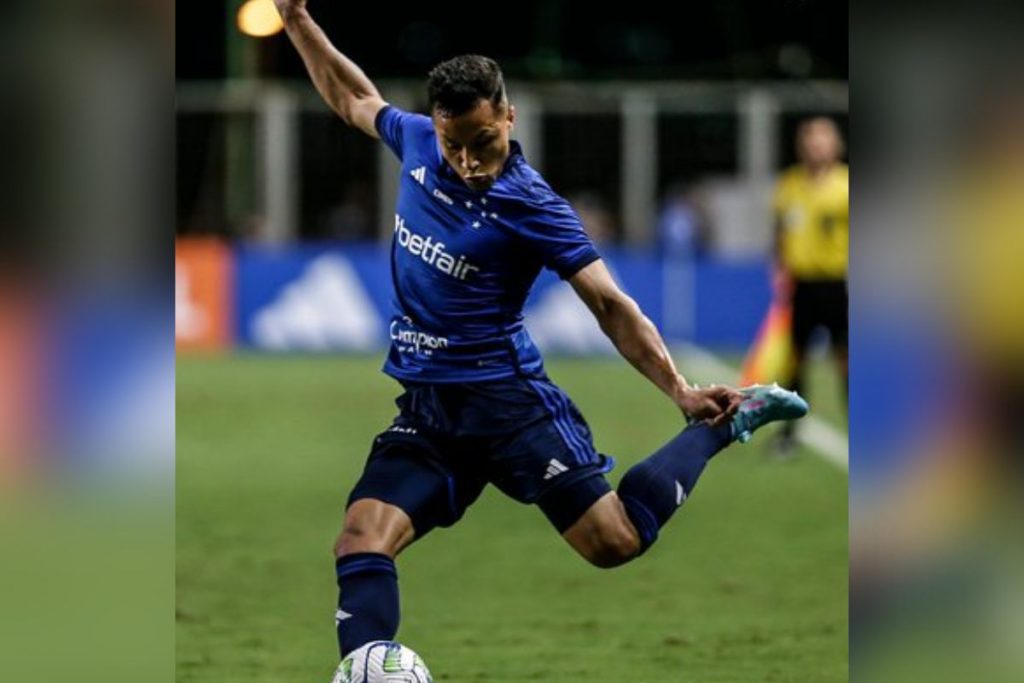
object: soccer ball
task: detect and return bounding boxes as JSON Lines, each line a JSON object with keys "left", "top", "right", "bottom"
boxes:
{"left": 332, "top": 641, "right": 433, "bottom": 683}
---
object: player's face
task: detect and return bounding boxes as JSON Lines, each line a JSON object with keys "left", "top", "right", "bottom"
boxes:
{"left": 798, "top": 119, "right": 843, "bottom": 167}
{"left": 433, "top": 99, "right": 515, "bottom": 192}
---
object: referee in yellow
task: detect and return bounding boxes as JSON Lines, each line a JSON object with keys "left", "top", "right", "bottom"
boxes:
{"left": 773, "top": 117, "right": 848, "bottom": 451}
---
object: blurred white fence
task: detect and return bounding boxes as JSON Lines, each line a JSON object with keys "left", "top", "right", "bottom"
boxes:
{"left": 177, "top": 79, "right": 847, "bottom": 254}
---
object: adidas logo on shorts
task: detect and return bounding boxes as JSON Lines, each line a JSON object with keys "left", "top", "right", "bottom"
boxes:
{"left": 387, "top": 425, "right": 418, "bottom": 435}
{"left": 543, "top": 459, "right": 569, "bottom": 480}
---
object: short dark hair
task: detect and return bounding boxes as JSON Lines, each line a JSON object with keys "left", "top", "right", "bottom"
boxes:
{"left": 427, "top": 55, "right": 506, "bottom": 117}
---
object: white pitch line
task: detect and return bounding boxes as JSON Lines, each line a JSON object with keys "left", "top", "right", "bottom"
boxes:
{"left": 672, "top": 342, "right": 849, "bottom": 471}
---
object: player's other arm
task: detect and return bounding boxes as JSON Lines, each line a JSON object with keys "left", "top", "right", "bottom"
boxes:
{"left": 569, "top": 260, "right": 741, "bottom": 425}
{"left": 274, "top": 0, "right": 385, "bottom": 138}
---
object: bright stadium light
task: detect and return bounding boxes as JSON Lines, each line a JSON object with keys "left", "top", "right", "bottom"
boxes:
{"left": 237, "top": 0, "right": 284, "bottom": 38}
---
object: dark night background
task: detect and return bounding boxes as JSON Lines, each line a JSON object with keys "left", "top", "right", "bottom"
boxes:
{"left": 178, "top": 2, "right": 847, "bottom": 82}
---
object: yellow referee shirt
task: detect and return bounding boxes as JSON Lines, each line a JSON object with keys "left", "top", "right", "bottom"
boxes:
{"left": 774, "top": 164, "right": 849, "bottom": 279}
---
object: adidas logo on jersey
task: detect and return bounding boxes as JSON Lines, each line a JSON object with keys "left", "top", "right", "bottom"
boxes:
{"left": 543, "top": 459, "right": 569, "bottom": 480}
{"left": 410, "top": 166, "right": 426, "bottom": 185}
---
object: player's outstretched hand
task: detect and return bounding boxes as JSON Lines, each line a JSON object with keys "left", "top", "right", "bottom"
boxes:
{"left": 677, "top": 384, "right": 744, "bottom": 427}
{"left": 273, "top": 0, "right": 307, "bottom": 19}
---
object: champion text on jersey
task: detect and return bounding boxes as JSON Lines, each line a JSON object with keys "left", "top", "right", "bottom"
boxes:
{"left": 389, "top": 317, "right": 448, "bottom": 355}
{"left": 394, "top": 214, "right": 480, "bottom": 280}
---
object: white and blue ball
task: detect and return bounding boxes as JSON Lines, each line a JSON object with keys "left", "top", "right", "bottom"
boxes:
{"left": 332, "top": 641, "right": 432, "bottom": 683}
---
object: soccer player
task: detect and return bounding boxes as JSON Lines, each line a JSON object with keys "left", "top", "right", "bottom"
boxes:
{"left": 772, "top": 117, "right": 849, "bottom": 452}
{"left": 273, "top": 0, "right": 809, "bottom": 669}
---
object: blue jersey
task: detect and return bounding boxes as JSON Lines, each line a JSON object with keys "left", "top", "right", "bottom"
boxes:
{"left": 375, "top": 105, "right": 600, "bottom": 383}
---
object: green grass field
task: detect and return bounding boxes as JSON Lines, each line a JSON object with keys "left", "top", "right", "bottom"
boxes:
{"left": 177, "top": 353, "right": 847, "bottom": 682}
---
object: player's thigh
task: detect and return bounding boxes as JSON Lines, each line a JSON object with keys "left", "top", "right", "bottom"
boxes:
{"left": 484, "top": 377, "right": 615, "bottom": 534}
{"left": 341, "top": 430, "right": 486, "bottom": 555}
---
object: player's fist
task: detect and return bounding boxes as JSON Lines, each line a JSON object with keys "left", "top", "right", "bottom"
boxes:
{"left": 677, "top": 384, "right": 743, "bottom": 427}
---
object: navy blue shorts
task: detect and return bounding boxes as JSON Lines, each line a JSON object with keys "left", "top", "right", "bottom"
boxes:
{"left": 347, "top": 375, "right": 615, "bottom": 536}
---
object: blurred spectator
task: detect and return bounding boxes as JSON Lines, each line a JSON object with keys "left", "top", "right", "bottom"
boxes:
{"left": 567, "top": 191, "right": 617, "bottom": 244}
{"left": 320, "top": 182, "right": 373, "bottom": 241}
{"left": 233, "top": 213, "right": 268, "bottom": 242}
{"left": 773, "top": 117, "right": 849, "bottom": 453}
{"left": 656, "top": 182, "right": 709, "bottom": 258}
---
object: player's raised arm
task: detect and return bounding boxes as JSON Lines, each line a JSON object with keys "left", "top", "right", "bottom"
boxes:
{"left": 568, "top": 259, "right": 742, "bottom": 425}
{"left": 274, "top": 0, "right": 386, "bottom": 138}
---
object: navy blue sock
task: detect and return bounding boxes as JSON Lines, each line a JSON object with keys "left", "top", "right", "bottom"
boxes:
{"left": 618, "top": 422, "right": 732, "bottom": 552}
{"left": 335, "top": 553, "right": 399, "bottom": 657}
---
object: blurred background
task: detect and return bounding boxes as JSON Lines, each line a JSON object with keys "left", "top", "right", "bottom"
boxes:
{"left": 849, "top": 5, "right": 1024, "bottom": 682}
{"left": 175, "top": 0, "right": 847, "bottom": 356}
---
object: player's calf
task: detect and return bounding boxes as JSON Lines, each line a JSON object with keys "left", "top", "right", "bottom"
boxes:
{"left": 333, "top": 499, "right": 414, "bottom": 657}
{"left": 616, "top": 421, "right": 733, "bottom": 554}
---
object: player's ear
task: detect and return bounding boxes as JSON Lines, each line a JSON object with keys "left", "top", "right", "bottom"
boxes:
{"left": 506, "top": 103, "right": 516, "bottom": 130}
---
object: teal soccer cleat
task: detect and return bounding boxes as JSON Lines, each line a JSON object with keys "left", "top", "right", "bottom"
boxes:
{"left": 731, "top": 383, "right": 809, "bottom": 443}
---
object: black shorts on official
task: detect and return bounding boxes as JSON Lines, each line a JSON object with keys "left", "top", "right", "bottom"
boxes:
{"left": 791, "top": 278, "right": 848, "bottom": 352}
{"left": 347, "top": 375, "right": 615, "bottom": 537}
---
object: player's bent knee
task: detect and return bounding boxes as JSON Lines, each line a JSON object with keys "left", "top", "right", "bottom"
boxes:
{"left": 585, "top": 527, "right": 642, "bottom": 568}
{"left": 563, "top": 494, "right": 642, "bottom": 569}
{"left": 333, "top": 499, "right": 415, "bottom": 559}
{"left": 334, "top": 522, "right": 404, "bottom": 559}
{"left": 334, "top": 525, "right": 388, "bottom": 558}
